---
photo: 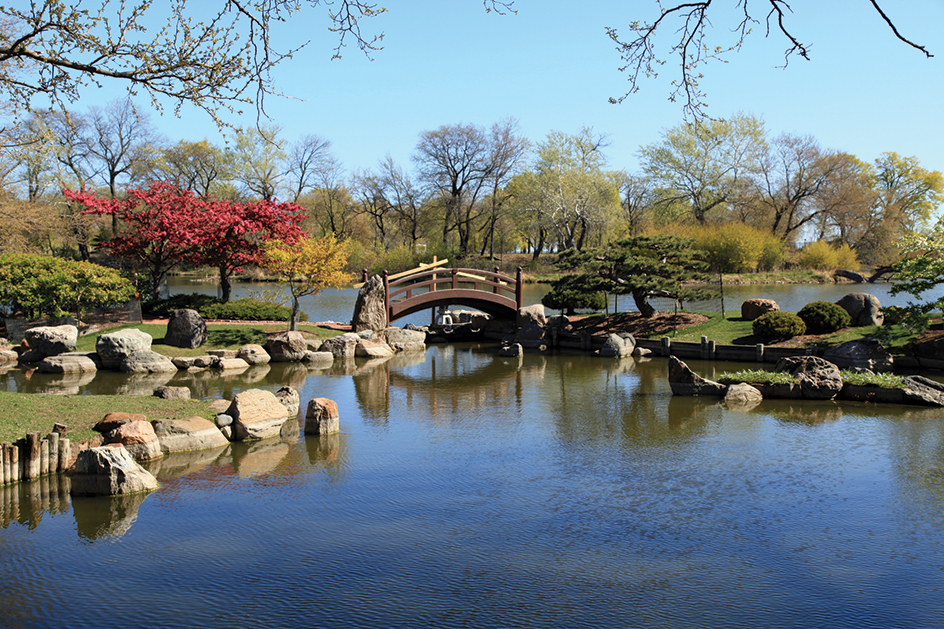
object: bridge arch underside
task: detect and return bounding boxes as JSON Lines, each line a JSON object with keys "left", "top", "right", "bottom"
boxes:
{"left": 388, "top": 289, "right": 517, "bottom": 322}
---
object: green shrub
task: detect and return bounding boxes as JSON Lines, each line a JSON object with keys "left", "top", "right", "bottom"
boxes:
{"left": 752, "top": 311, "right": 806, "bottom": 339}
{"left": 881, "top": 305, "right": 905, "bottom": 326}
{"left": 797, "top": 300, "right": 851, "bottom": 334}
{"left": 144, "top": 294, "right": 305, "bottom": 322}
{"left": 0, "top": 253, "right": 135, "bottom": 318}
{"left": 833, "top": 243, "right": 860, "bottom": 269}
{"left": 796, "top": 240, "right": 860, "bottom": 270}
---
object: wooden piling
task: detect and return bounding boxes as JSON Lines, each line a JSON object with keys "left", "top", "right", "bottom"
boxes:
{"left": 40, "top": 439, "right": 50, "bottom": 476}
{"left": 0, "top": 443, "right": 6, "bottom": 485}
{"left": 9, "top": 443, "right": 18, "bottom": 484}
{"left": 58, "top": 438, "right": 70, "bottom": 473}
{"left": 24, "top": 433, "right": 41, "bottom": 481}
{"left": 46, "top": 433, "right": 59, "bottom": 473}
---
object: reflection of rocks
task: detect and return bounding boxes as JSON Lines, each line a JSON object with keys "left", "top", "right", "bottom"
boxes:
{"left": 144, "top": 446, "right": 230, "bottom": 478}
{"left": 266, "top": 362, "right": 309, "bottom": 390}
{"left": 230, "top": 438, "right": 290, "bottom": 477}
{"left": 112, "top": 371, "right": 176, "bottom": 396}
{"left": 352, "top": 360, "right": 390, "bottom": 419}
{"left": 306, "top": 433, "right": 341, "bottom": 467}
{"left": 69, "top": 445, "right": 160, "bottom": 496}
{"left": 773, "top": 403, "right": 843, "bottom": 424}
{"left": 28, "top": 370, "right": 97, "bottom": 395}
{"left": 72, "top": 491, "right": 152, "bottom": 540}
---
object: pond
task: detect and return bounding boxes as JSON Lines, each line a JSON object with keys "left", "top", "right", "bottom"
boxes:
{"left": 2, "top": 346, "right": 944, "bottom": 628}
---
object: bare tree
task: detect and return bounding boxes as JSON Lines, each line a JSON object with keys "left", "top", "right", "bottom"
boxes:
{"left": 286, "top": 134, "right": 333, "bottom": 202}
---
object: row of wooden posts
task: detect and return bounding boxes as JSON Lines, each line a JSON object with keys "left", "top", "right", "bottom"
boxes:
{"left": 0, "top": 431, "right": 72, "bottom": 486}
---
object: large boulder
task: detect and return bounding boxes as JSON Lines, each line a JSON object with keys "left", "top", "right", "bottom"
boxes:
{"left": 227, "top": 389, "right": 291, "bottom": 441}
{"left": 36, "top": 352, "right": 102, "bottom": 374}
{"left": 320, "top": 333, "right": 360, "bottom": 359}
{"left": 97, "top": 329, "right": 153, "bottom": 370}
{"left": 265, "top": 331, "right": 308, "bottom": 362}
{"left": 153, "top": 385, "right": 191, "bottom": 400}
{"left": 902, "top": 376, "right": 944, "bottom": 407}
{"left": 24, "top": 325, "right": 78, "bottom": 357}
{"left": 823, "top": 338, "right": 894, "bottom": 372}
{"left": 275, "top": 386, "right": 301, "bottom": 418}
{"left": 105, "top": 420, "right": 163, "bottom": 462}
{"left": 725, "top": 383, "right": 763, "bottom": 403}
{"left": 304, "top": 398, "right": 340, "bottom": 435}
{"left": 351, "top": 274, "right": 387, "bottom": 332}
{"left": 774, "top": 356, "right": 843, "bottom": 400}
{"left": 68, "top": 445, "right": 160, "bottom": 496}
{"left": 237, "top": 344, "right": 271, "bottom": 365}
{"left": 165, "top": 309, "right": 208, "bottom": 348}
{"left": 516, "top": 304, "right": 546, "bottom": 328}
{"left": 600, "top": 333, "right": 635, "bottom": 358}
{"left": 119, "top": 350, "right": 177, "bottom": 374}
{"left": 155, "top": 416, "right": 230, "bottom": 453}
{"left": 355, "top": 338, "right": 394, "bottom": 358}
{"left": 912, "top": 332, "right": 944, "bottom": 361}
{"left": 667, "top": 356, "right": 727, "bottom": 396}
{"left": 741, "top": 299, "right": 779, "bottom": 321}
{"left": 836, "top": 293, "right": 883, "bottom": 327}
{"left": 378, "top": 327, "right": 426, "bottom": 352}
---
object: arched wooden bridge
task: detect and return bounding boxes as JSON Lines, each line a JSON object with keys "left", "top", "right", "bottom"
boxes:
{"left": 382, "top": 267, "right": 523, "bottom": 323}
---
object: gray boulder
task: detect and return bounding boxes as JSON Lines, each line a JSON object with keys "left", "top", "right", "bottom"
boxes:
{"left": 171, "top": 355, "right": 216, "bottom": 370}
{"left": 725, "top": 383, "right": 763, "bottom": 402}
{"left": 153, "top": 385, "right": 191, "bottom": 400}
{"left": 902, "top": 376, "right": 944, "bottom": 407}
{"left": 119, "top": 350, "right": 177, "bottom": 374}
{"left": 227, "top": 389, "right": 292, "bottom": 441}
{"left": 68, "top": 445, "right": 160, "bottom": 496}
{"left": 275, "top": 386, "right": 301, "bottom": 418}
{"left": 775, "top": 356, "right": 843, "bottom": 400}
{"left": 823, "top": 338, "right": 893, "bottom": 372}
{"left": 36, "top": 352, "right": 102, "bottom": 373}
{"left": 104, "top": 420, "right": 163, "bottom": 462}
{"left": 378, "top": 327, "right": 426, "bottom": 352}
{"left": 165, "top": 309, "right": 208, "bottom": 348}
{"left": 237, "top": 344, "right": 271, "bottom": 365}
{"left": 741, "top": 299, "right": 779, "bottom": 321}
{"left": 355, "top": 338, "right": 395, "bottom": 358}
{"left": 97, "top": 329, "right": 153, "bottom": 370}
{"left": 351, "top": 274, "right": 387, "bottom": 332}
{"left": 600, "top": 333, "right": 635, "bottom": 357}
{"left": 265, "top": 331, "right": 308, "bottom": 362}
{"left": 25, "top": 325, "right": 78, "bottom": 357}
{"left": 516, "top": 304, "right": 546, "bottom": 328}
{"left": 836, "top": 293, "right": 883, "bottom": 327}
{"left": 320, "top": 333, "right": 360, "bottom": 358}
{"left": 155, "top": 416, "right": 230, "bottom": 452}
{"left": 667, "top": 356, "right": 727, "bottom": 396}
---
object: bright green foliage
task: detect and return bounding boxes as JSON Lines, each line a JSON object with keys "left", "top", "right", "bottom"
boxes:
{"left": 890, "top": 217, "right": 944, "bottom": 330}
{"left": 797, "top": 300, "right": 851, "bottom": 334}
{"left": 839, "top": 370, "right": 908, "bottom": 389}
{"left": 682, "top": 222, "right": 783, "bottom": 272}
{"left": 717, "top": 369, "right": 797, "bottom": 386}
{"left": 0, "top": 253, "right": 135, "bottom": 318}
{"left": 797, "top": 240, "right": 859, "bottom": 270}
{"left": 752, "top": 311, "right": 806, "bottom": 339}
{"left": 541, "top": 274, "right": 608, "bottom": 315}
{"left": 145, "top": 294, "right": 305, "bottom": 322}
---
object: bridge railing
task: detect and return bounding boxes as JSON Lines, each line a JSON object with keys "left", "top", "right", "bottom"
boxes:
{"left": 384, "top": 267, "right": 523, "bottom": 317}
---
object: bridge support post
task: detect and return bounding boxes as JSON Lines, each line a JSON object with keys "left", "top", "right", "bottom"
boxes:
{"left": 515, "top": 267, "right": 523, "bottom": 310}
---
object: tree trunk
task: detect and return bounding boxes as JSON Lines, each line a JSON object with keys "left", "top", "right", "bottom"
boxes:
{"left": 633, "top": 289, "right": 657, "bottom": 318}
{"left": 219, "top": 266, "right": 232, "bottom": 302}
{"left": 289, "top": 297, "right": 300, "bottom": 331}
{"left": 78, "top": 243, "right": 90, "bottom": 262}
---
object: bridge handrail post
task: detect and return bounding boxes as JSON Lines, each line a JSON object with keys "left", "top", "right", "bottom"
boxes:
{"left": 515, "top": 267, "right": 523, "bottom": 309}
{"left": 383, "top": 270, "right": 390, "bottom": 325}
{"left": 493, "top": 267, "right": 500, "bottom": 294}
{"left": 451, "top": 268, "right": 458, "bottom": 290}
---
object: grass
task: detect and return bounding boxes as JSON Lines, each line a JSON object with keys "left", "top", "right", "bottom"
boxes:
{"left": 76, "top": 322, "right": 343, "bottom": 358}
{"left": 0, "top": 392, "right": 219, "bottom": 444}
{"left": 839, "top": 370, "right": 909, "bottom": 389}
{"left": 717, "top": 369, "right": 797, "bottom": 385}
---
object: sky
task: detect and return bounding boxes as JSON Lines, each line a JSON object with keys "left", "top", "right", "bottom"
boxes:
{"left": 93, "top": 0, "right": 944, "bottom": 179}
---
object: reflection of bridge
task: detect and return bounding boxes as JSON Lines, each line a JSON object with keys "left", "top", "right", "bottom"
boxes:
{"left": 383, "top": 267, "right": 523, "bottom": 323}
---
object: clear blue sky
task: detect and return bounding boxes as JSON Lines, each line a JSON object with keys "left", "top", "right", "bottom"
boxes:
{"left": 114, "top": 0, "right": 944, "bottom": 180}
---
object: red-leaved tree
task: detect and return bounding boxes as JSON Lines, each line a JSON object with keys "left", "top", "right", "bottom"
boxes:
{"left": 65, "top": 181, "right": 308, "bottom": 302}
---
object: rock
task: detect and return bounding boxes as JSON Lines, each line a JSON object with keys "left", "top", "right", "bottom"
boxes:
{"left": 667, "top": 356, "right": 727, "bottom": 396}
{"left": 912, "top": 332, "right": 944, "bottom": 361}
{"left": 355, "top": 338, "right": 395, "bottom": 358}
{"left": 96, "top": 328, "right": 153, "bottom": 370}
{"left": 306, "top": 338, "right": 323, "bottom": 352}
{"left": 153, "top": 385, "right": 191, "bottom": 400}
{"left": 516, "top": 304, "right": 546, "bottom": 328}
{"left": 165, "top": 309, "right": 208, "bottom": 348}
{"left": 320, "top": 333, "right": 360, "bottom": 358}
{"left": 265, "top": 331, "right": 308, "bottom": 362}
{"left": 600, "top": 333, "right": 635, "bottom": 357}
{"left": 902, "top": 376, "right": 944, "bottom": 407}
{"left": 68, "top": 445, "right": 160, "bottom": 496}
{"left": 378, "top": 327, "right": 426, "bottom": 352}
{"left": 302, "top": 351, "right": 335, "bottom": 367}
{"left": 498, "top": 343, "right": 522, "bottom": 357}
{"left": 633, "top": 347, "right": 652, "bottom": 358}
{"left": 214, "top": 357, "right": 251, "bottom": 371}
{"left": 237, "top": 344, "right": 271, "bottom": 365}
{"left": 215, "top": 414, "right": 233, "bottom": 427}
{"left": 23, "top": 324, "right": 78, "bottom": 358}
{"left": 351, "top": 274, "right": 388, "bottom": 332}
{"left": 36, "top": 352, "right": 102, "bottom": 373}
{"left": 119, "top": 350, "right": 177, "bottom": 374}
{"left": 171, "top": 355, "right": 215, "bottom": 370}
{"left": 725, "top": 383, "right": 763, "bottom": 402}
{"left": 207, "top": 349, "right": 237, "bottom": 358}
{"left": 227, "top": 389, "right": 291, "bottom": 441}
{"left": 304, "top": 398, "right": 340, "bottom": 435}
{"left": 155, "top": 416, "right": 230, "bottom": 452}
{"left": 94, "top": 412, "right": 147, "bottom": 435}
{"left": 106, "top": 420, "right": 163, "bottom": 462}
{"left": 774, "top": 356, "right": 843, "bottom": 400}
{"left": 836, "top": 292, "right": 883, "bottom": 327}
{"left": 515, "top": 322, "right": 546, "bottom": 342}
{"left": 275, "top": 386, "right": 301, "bottom": 418}
{"left": 0, "top": 349, "right": 17, "bottom": 363}
{"left": 823, "top": 338, "right": 893, "bottom": 372}
{"left": 741, "top": 299, "right": 780, "bottom": 321}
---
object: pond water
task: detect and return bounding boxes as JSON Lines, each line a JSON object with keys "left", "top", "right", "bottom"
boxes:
{"left": 3, "top": 346, "right": 944, "bottom": 628}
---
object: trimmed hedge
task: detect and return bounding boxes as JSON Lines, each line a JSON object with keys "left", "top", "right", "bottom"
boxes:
{"left": 798, "top": 300, "right": 851, "bottom": 334}
{"left": 144, "top": 294, "right": 306, "bottom": 322}
{"left": 752, "top": 311, "right": 806, "bottom": 339}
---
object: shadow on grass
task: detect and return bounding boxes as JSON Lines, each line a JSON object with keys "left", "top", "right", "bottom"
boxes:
{"left": 206, "top": 328, "right": 269, "bottom": 347}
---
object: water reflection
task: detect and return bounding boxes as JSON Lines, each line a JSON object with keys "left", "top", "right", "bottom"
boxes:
{"left": 0, "top": 474, "right": 71, "bottom": 530}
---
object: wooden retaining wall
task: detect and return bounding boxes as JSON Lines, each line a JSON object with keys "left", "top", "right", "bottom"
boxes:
{"left": 0, "top": 431, "right": 72, "bottom": 487}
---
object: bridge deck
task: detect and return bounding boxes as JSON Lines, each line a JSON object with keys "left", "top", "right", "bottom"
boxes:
{"left": 384, "top": 267, "right": 522, "bottom": 322}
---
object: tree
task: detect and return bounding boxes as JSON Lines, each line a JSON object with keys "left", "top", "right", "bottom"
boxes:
{"left": 229, "top": 123, "right": 286, "bottom": 202}
{"left": 640, "top": 113, "right": 766, "bottom": 225}
{"left": 606, "top": 2, "right": 933, "bottom": 118}
{"left": 0, "top": 1, "right": 513, "bottom": 126}
{"left": 541, "top": 273, "right": 608, "bottom": 316}
{"left": 154, "top": 139, "right": 235, "bottom": 199}
{"left": 64, "top": 182, "right": 206, "bottom": 301}
{"left": 285, "top": 134, "right": 333, "bottom": 203}
{"left": 890, "top": 217, "right": 944, "bottom": 330}
{"left": 262, "top": 234, "right": 351, "bottom": 330}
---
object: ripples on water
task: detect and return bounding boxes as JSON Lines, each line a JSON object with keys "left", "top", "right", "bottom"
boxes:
{"left": 2, "top": 346, "right": 944, "bottom": 628}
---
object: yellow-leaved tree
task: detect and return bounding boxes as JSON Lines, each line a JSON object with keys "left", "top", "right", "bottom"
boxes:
{"left": 262, "top": 235, "right": 351, "bottom": 331}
